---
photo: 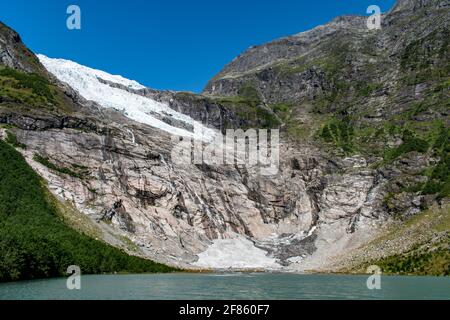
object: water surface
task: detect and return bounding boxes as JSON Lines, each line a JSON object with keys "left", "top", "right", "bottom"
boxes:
{"left": 0, "top": 273, "right": 449, "bottom": 300}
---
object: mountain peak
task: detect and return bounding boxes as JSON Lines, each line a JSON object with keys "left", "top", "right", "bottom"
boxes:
{"left": 0, "top": 21, "right": 47, "bottom": 75}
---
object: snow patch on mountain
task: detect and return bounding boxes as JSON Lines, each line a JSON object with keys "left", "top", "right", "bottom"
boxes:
{"left": 194, "top": 235, "right": 281, "bottom": 269}
{"left": 37, "top": 54, "right": 215, "bottom": 141}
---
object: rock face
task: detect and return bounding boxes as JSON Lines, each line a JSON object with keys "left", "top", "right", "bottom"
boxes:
{"left": 0, "top": 0, "right": 448, "bottom": 271}
{"left": 0, "top": 23, "right": 46, "bottom": 74}
{"left": 204, "top": 1, "right": 449, "bottom": 107}
{"left": 203, "top": 15, "right": 367, "bottom": 101}
{"left": 6, "top": 113, "right": 385, "bottom": 270}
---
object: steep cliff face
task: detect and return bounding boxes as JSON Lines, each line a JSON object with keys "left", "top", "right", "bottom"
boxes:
{"left": 2, "top": 62, "right": 385, "bottom": 270}
{"left": 0, "top": 0, "right": 448, "bottom": 273}
{"left": 203, "top": 0, "right": 449, "bottom": 216}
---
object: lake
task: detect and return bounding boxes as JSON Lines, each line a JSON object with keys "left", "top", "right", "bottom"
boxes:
{"left": 0, "top": 273, "right": 449, "bottom": 300}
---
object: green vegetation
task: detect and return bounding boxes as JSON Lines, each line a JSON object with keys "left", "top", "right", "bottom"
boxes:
{"left": 376, "top": 245, "right": 449, "bottom": 276}
{"left": 355, "top": 82, "right": 383, "bottom": 97}
{"left": 33, "top": 153, "right": 88, "bottom": 179}
{"left": 271, "top": 103, "right": 291, "bottom": 116}
{"left": 407, "top": 126, "right": 450, "bottom": 199}
{"left": 273, "top": 57, "right": 309, "bottom": 75}
{"left": 351, "top": 205, "right": 450, "bottom": 276}
{"left": 268, "top": 102, "right": 329, "bottom": 141}
{"left": 254, "top": 107, "right": 281, "bottom": 128}
{"left": 210, "top": 84, "right": 281, "bottom": 129}
{"left": 70, "top": 163, "right": 89, "bottom": 170}
{"left": 213, "top": 83, "right": 261, "bottom": 110}
{"left": 5, "top": 130, "right": 26, "bottom": 149}
{"left": 383, "top": 129, "right": 429, "bottom": 162}
{"left": 237, "top": 83, "right": 261, "bottom": 102}
{"left": 375, "top": 124, "right": 450, "bottom": 214}
{"left": 374, "top": 206, "right": 450, "bottom": 276}
{"left": 319, "top": 117, "right": 354, "bottom": 154}
{"left": 423, "top": 128, "right": 450, "bottom": 199}
{"left": 305, "top": 31, "right": 447, "bottom": 161}
{"left": 0, "top": 139, "right": 177, "bottom": 282}
{"left": 0, "top": 67, "right": 54, "bottom": 100}
{"left": 400, "top": 27, "right": 449, "bottom": 85}
{"left": 0, "top": 66, "right": 71, "bottom": 113}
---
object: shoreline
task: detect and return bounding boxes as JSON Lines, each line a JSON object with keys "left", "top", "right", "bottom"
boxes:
{"left": 1, "top": 268, "right": 448, "bottom": 285}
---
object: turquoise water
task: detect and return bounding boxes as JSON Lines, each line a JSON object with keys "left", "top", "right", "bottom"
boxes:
{"left": 0, "top": 273, "right": 449, "bottom": 300}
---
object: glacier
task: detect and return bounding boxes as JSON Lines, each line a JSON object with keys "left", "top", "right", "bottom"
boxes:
{"left": 37, "top": 54, "right": 216, "bottom": 141}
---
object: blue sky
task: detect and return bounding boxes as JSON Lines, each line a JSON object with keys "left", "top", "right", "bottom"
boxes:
{"left": 1, "top": 0, "right": 396, "bottom": 93}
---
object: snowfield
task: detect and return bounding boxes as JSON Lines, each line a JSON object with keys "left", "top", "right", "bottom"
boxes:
{"left": 194, "top": 235, "right": 281, "bottom": 269}
{"left": 37, "top": 54, "right": 215, "bottom": 141}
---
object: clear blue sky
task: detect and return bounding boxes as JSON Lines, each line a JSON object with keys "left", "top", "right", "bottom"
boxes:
{"left": 1, "top": 0, "right": 396, "bottom": 93}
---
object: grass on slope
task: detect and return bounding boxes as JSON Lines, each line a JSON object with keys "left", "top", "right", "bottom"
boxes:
{"left": 344, "top": 205, "right": 450, "bottom": 276}
{"left": 0, "top": 139, "right": 177, "bottom": 282}
{"left": 0, "top": 66, "right": 73, "bottom": 114}
{"left": 376, "top": 243, "right": 449, "bottom": 276}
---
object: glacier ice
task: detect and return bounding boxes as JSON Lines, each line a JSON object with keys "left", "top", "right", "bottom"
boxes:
{"left": 37, "top": 54, "right": 216, "bottom": 141}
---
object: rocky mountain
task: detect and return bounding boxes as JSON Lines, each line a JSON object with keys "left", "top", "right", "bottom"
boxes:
{"left": 0, "top": 0, "right": 448, "bottom": 275}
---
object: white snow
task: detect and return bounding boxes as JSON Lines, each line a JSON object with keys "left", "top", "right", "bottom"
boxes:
{"left": 287, "top": 256, "right": 304, "bottom": 263}
{"left": 194, "top": 235, "right": 281, "bottom": 269}
{"left": 307, "top": 226, "right": 317, "bottom": 237}
{"left": 37, "top": 54, "right": 215, "bottom": 141}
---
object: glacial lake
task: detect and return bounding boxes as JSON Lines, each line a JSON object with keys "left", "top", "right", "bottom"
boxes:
{"left": 0, "top": 273, "right": 449, "bottom": 300}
